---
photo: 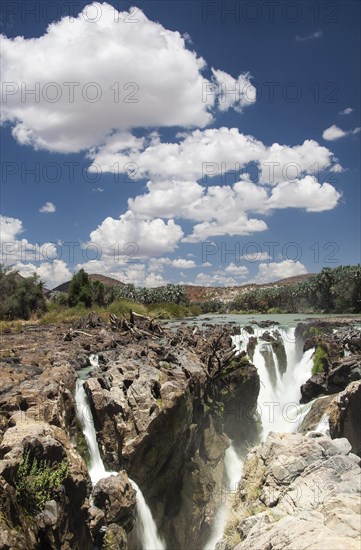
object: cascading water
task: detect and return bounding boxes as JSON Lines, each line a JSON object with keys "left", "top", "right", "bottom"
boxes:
{"left": 75, "top": 354, "right": 116, "bottom": 484}
{"left": 130, "top": 480, "right": 165, "bottom": 550}
{"left": 204, "top": 444, "right": 244, "bottom": 550}
{"left": 236, "top": 326, "right": 315, "bottom": 436}
{"left": 75, "top": 354, "right": 163, "bottom": 549}
{"left": 313, "top": 413, "right": 330, "bottom": 435}
{"left": 206, "top": 323, "right": 316, "bottom": 549}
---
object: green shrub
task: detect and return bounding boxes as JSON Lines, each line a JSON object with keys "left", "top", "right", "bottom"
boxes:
{"left": 312, "top": 346, "right": 328, "bottom": 375}
{"left": 14, "top": 450, "right": 68, "bottom": 515}
{"left": 0, "top": 265, "right": 46, "bottom": 320}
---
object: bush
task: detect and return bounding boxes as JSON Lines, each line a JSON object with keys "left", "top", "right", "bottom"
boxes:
{"left": 312, "top": 346, "right": 328, "bottom": 375}
{"left": 14, "top": 450, "right": 68, "bottom": 515}
{"left": 68, "top": 269, "right": 92, "bottom": 308}
{"left": 0, "top": 265, "right": 46, "bottom": 320}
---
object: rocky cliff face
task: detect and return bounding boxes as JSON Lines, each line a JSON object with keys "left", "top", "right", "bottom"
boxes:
{"left": 219, "top": 431, "right": 361, "bottom": 550}
{"left": 0, "top": 315, "right": 260, "bottom": 549}
{"left": 83, "top": 323, "right": 260, "bottom": 548}
{"left": 297, "top": 323, "right": 361, "bottom": 403}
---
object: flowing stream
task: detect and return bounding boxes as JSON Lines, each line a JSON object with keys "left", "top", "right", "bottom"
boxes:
{"left": 205, "top": 324, "right": 316, "bottom": 549}
{"left": 75, "top": 354, "right": 164, "bottom": 549}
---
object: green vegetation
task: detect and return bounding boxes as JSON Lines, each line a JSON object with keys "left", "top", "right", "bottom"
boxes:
{"left": 2, "top": 264, "right": 361, "bottom": 323}
{"left": 312, "top": 346, "right": 328, "bottom": 375}
{"left": 0, "top": 265, "right": 46, "bottom": 320}
{"left": 67, "top": 269, "right": 93, "bottom": 308}
{"left": 230, "top": 265, "right": 361, "bottom": 314}
{"left": 14, "top": 450, "right": 68, "bottom": 515}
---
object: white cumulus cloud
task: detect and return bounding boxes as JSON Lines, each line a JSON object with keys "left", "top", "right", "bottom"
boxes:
{"left": 255, "top": 260, "right": 308, "bottom": 283}
{"left": 88, "top": 211, "right": 183, "bottom": 258}
{"left": 339, "top": 107, "right": 353, "bottom": 115}
{"left": 1, "top": 3, "right": 254, "bottom": 154}
{"left": 13, "top": 260, "right": 72, "bottom": 289}
{"left": 39, "top": 202, "right": 56, "bottom": 213}
{"left": 322, "top": 125, "right": 360, "bottom": 141}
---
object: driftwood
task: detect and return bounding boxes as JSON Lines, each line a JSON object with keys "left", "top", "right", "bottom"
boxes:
{"left": 63, "top": 328, "right": 94, "bottom": 341}
{"left": 206, "top": 329, "right": 244, "bottom": 380}
{"left": 109, "top": 310, "right": 163, "bottom": 339}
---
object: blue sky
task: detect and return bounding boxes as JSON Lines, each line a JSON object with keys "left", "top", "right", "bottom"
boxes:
{"left": 0, "top": 0, "right": 360, "bottom": 288}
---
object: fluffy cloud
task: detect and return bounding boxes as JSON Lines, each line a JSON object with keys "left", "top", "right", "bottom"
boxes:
{"left": 322, "top": 125, "right": 348, "bottom": 141}
{"left": 211, "top": 69, "right": 256, "bottom": 112}
{"left": 339, "top": 107, "right": 353, "bottom": 115}
{"left": 172, "top": 259, "right": 196, "bottom": 269}
{"left": 322, "top": 125, "right": 360, "bottom": 141}
{"left": 195, "top": 272, "right": 237, "bottom": 286}
{"left": 128, "top": 172, "right": 340, "bottom": 241}
{"left": 0, "top": 215, "right": 23, "bottom": 242}
{"left": 90, "top": 127, "right": 337, "bottom": 185}
{"left": 268, "top": 175, "right": 341, "bottom": 212}
{"left": 0, "top": 215, "right": 59, "bottom": 264}
{"left": 148, "top": 257, "right": 196, "bottom": 271}
{"left": 77, "top": 259, "right": 168, "bottom": 288}
{"left": 2, "top": 3, "right": 254, "bottom": 154}
{"left": 13, "top": 260, "right": 72, "bottom": 289}
{"left": 39, "top": 202, "right": 56, "bottom": 213}
{"left": 88, "top": 211, "right": 183, "bottom": 258}
{"left": 255, "top": 260, "right": 308, "bottom": 283}
{"left": 224, "top": 263, "right": 249, "bottom": 277}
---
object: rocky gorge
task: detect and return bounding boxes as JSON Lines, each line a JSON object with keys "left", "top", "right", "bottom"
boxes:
{"left": 0, "top": 313, "right": 360, "bottom": 549}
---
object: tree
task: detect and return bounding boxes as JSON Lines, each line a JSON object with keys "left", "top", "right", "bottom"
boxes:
{"left": 68, "top": 269, "right": 92, "bottom": 308}
{"left": 0, "top": 265, "right": 46, "bottom": 320}
{"left": 92, "top": 280, "right": 106, "bottom": 306}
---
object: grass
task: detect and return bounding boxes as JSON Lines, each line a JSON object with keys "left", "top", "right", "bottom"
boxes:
{"left": 0, "top": 320, "right": 26, "bottom": 333}
{"left": 37, "top": 299, "right": 202, "bottom": 325}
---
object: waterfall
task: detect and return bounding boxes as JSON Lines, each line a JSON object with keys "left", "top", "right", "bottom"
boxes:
{"left": 130, "top": 480, "right": 165, "bottom": 550}
{"left": 75, "top": 355, "right": 116, "bottom": 485}
{"left": 207, "top": 324, "right": 316, "bottom": 548}
{"left": 238, "top": 327, "right": 315, "bottom": 437}
{"left": 204, "top": 444, "right": 244, "bottom": 550}
{"left": 75, "top": 354, "right": 163, "bottom": 549}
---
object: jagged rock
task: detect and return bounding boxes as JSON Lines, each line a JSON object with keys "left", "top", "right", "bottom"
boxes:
{"left": 0, "top": 415, "right": 92, "bottom": 549}
{"left": 73, "top": 312, "right": 105, "bottom": 330}
{"left": 246, "top": 336, "right": 257, "bottom": 361}
{"left": 220, "top": 432, "right": 361, "bottom": 550}
{"left": 328, "top": 381, "right": 361, "bottom": 456}
{"left": 88, "top": 506, "right": 105, "bottom": 537}
{"left": 300, "top": 395, "right": 334, "bottom": 433}
{"left": 301, "top": 355, "right": 361, "bottom": 403}
{"left": 101, "top": 524, "right": 127, "bottom": 549}
{"left": 0, "top": 321, "right": 260, "bottom": 550}
{"left": 93, "top": 472, "right": 136, "bottom": 531}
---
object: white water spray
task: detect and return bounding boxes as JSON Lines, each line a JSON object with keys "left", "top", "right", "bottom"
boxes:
{"left": 75, "top": 354, "right": 163, "bottom": 548}
{"left": 206, "top": 324, "right": 316, "bottom": 549}
{"left": 204, "top": 444, "right": 244, "bottom": 550}
{"left": 130, "top": 480, "right": 165, "bottom": 550}
{"left": 314, "top": 414, "right": 330, "bottom": 435}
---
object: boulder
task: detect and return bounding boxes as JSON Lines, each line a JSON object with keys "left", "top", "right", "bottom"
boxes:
{"left": 0, "top": 416, "right": 92, "bottom": 549}
{"left": 93, "top": 472, "right": 136, "bottom": 531}
{"left": 328, "top": 381, "right": 361, "bottom": 456}
{"left": 219, "top": 432, "right": 361, "bottom": 550}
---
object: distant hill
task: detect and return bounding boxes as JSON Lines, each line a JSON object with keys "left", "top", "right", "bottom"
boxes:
{"left": 52, "top": 274, "right": 125, "bottom": 292}
{"left": 185, "top": 273, "right": 315, "bottom": 304}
